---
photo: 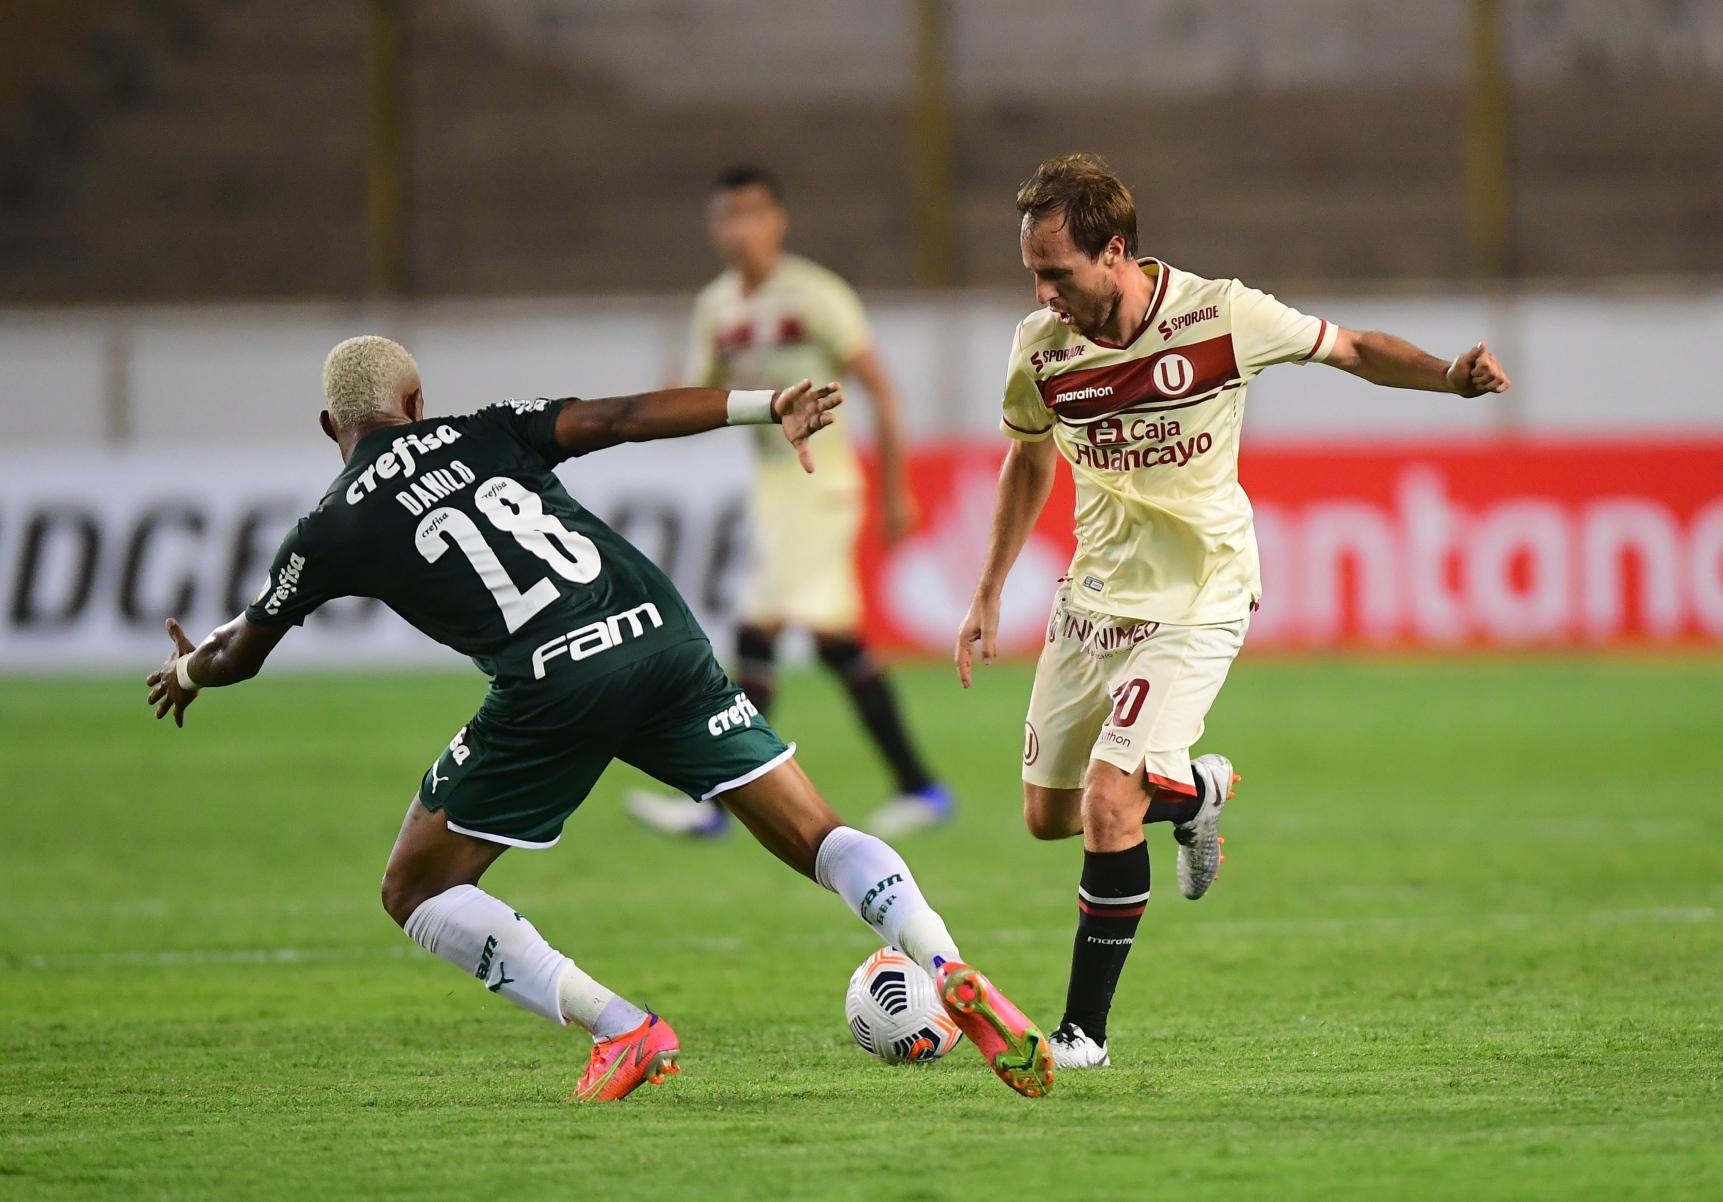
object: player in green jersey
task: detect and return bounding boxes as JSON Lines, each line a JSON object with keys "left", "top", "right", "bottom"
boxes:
{"left": 144, "top": 335, "right": 1054, "bottom": 1101}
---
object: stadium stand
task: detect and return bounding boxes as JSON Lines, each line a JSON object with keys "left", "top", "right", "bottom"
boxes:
{"left": 0, "top": 0, "right": 1718, "bottom": 302}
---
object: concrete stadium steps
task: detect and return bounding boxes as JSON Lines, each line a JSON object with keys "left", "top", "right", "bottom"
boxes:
{"left": 0, "top": 0, "right": 1717, "bottom": 302}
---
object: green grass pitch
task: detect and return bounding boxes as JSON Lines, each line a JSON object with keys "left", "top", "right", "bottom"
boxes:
{"left": 2, "top": 657, "right": 1721, "bottom": 1200}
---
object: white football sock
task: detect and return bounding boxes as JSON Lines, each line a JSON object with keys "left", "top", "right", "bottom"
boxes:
{"left": 403, "top": 884, "right": 644, "bottom": 1039}
{"left": 814, "top": 826, "right": 961, "bottom": 976}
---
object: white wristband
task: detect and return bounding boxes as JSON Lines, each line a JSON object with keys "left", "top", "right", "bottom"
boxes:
{"left": 725, "top": 389, "right": 776, "bottom": 426}
{"left": 175, "top": 656, "right": 201, "bottom": 693}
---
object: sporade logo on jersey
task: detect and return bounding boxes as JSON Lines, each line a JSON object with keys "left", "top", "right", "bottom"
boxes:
{"left": 530, "top": 603, "right": 664, "bottom": 679}
{"left": 1157, "top": 305, "right": 1219, "bottom": 339}
{"left": 345, "top": 426, "right": 464, "bottom": 505}
{"left": 1030, "top": 345, "right": 1088, "bottom": 372}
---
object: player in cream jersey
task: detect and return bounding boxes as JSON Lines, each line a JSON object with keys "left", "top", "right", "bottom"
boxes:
{"left": 957, "top": 154, "right": 1511, "bottom": 1070}
{"left": 1002, "top": 265, "right": 1341, "bottom": 625}
{"left": 628, "top": 164, "right": 953, "bottom": 840}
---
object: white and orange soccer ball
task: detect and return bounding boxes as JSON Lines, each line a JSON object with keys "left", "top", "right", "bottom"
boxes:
{"left": 843, "top": 948, "right": 964, "bottom": 1063}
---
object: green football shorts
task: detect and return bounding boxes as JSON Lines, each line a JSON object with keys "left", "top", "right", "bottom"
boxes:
{"left": 416, "top": 638, "right": 792, "bottom": 848}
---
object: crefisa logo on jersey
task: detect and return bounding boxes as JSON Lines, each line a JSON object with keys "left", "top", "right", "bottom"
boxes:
{"left": 262, "top": 552, "right": 306, "bottom": 616}
{"left": 345, "top": 426, "right": 464, "bottom": 506}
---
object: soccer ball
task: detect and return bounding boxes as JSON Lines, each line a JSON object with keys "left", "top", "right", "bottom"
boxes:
{"left": 844, "top": 948, "right": 963, "bottom": 1063}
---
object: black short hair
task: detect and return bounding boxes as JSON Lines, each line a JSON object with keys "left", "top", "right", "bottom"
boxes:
{"left": 711, "top": 163, "right": 783, "bottom": 203}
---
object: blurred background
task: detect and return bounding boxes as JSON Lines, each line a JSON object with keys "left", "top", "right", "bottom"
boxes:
{"left": 2, "top": 0, "right": 1721, "bottom": 668}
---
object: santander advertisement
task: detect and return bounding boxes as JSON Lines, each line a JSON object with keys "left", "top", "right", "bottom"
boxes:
{"left": 856, "top": 440, "right": 1723, "bottom": 652}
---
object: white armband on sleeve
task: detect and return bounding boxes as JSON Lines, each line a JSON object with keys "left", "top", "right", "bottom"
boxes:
{"left": 175, "top": 656, "right": 202, "bottom": 693}
{"left": 725, "top": 389, "right": 776, "bottom": 426}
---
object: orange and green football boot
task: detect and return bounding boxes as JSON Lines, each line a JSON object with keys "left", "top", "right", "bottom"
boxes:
{"left": 935, "top": 961, "right": 1054, "bottom": 1098}
{"left": 570, "top": 1013, "right": 681, "bottom": 1102}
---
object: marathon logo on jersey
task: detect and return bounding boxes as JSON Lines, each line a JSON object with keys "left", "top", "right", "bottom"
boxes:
{"left": 345, "top": 425, "right": 464, "bottom": 505}
{"left": 1030, "top": 345, "right": 1088, "bottom": 373}
{"left": 707, "top": 690, "right": 760, "bottom": 737}
{"left": 262, "top": 552, "right": 306, "bottom": 616}
{"left": 1157, "top": 305, "right": 1219, "bottom": 340}
{"left": 1053, "top": 383, "right": 1114, "bottom": 406}
{"left": 502, "top": 398, "right": 552, "bottom": 413}
{"left": 530, "top": 603, "right": 664, "bottom": 679}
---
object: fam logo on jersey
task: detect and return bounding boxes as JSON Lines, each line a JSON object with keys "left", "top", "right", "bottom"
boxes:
{"left": 531, "top": 603, "right": 665, "bottom": 679}
{"left": 502, "top": 398, "right": 552, "bottom": 413}
{"left": 261, "top": 552, "right": 306, "bottom": 616}
{"left": 1030, "top": 345, "right": 1087, "bottom": 373}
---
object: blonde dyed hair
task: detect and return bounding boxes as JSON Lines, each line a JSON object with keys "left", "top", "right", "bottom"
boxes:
{"left": 322, "top": 335, "right": 420, "bottom": 431}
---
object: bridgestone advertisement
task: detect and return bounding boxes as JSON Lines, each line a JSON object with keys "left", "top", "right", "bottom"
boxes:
{"left": 4, "top": 437, "right": 1721, "bottom": 672}
{"left": 0, "top": 440, "right": 754, "bottom": 671}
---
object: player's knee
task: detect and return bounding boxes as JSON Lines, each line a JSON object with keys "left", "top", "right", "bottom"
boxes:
{"left": 380, "top": 870, "right": 441, "bottom": 928}
{"left": 1022, "top": 785, "right": 1081, "bottom": 840}
{"left": 1023, "top": 806, "right": 1069, "bottom": 841}
{"left": 736, "top": 624, "right": 777, "bottom": 670}
{"left": 1081, "top": 774, "right": 1146, "bottom": 844}
{"left": 814, "top": 634, "right": 873, "bottom": 682}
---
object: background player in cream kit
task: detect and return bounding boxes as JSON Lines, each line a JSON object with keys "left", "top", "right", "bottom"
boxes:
{"left": 955, "top": 154, "right": 1512, "bottom": 1069}
{"left": 627, "top": 164, "right": 954, "bottom": 840}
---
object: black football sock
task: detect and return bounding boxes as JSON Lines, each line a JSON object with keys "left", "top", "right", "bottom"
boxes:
{"left": 816, "top": 636, "right": 936, "bottom": 795}
{"left": 1143, "top": 766, "right": 1204, "bottom": 825}
{"left": 1060, "top": 841, "right": 1150, "bottom": 1045}
{"left": 735, "top": 624, "right": 777, "bottom": 717}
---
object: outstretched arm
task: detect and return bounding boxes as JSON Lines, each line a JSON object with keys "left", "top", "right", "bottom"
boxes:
{"left": 553, "top": 379, "right": 843, "bottom": 472}
{"left": 1325, "top": 330, "right": 1512, "bottom": 397}
{"left": 955, "top": 436, "right": 1060, "bottom": 687}
{"left": 145, "top": 615, "right": 287, "bottom": 727}
{"left": 846, "top": 347, "right": 917, "bottom": 545}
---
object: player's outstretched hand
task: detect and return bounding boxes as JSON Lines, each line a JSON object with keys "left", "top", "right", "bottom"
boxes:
{"left": 1446, "top": 341, "right": 1511, "bottom": 397}
{"left": 145, "top": 618, "right": 199, "bottom": 728}
{"left": 954, "top": 592, "right": 1001, "bottom": 689}
{"left": 774, "top": 379, "right": 844, "bottom": 473}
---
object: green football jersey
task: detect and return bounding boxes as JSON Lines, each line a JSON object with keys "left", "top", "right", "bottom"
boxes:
{"left": 244, "top": 400, "right": 701, "bottom": 688}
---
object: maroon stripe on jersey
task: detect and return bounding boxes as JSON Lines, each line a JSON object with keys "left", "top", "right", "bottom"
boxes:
{"left": 1038, "top": 333, "right": 1240, "bottom": 421}
{"left": 1299, "top": 319, "right": 1329, "bottom": 362}
{"left": 1003, "top": 417, "right": 1053, "bottom": 435}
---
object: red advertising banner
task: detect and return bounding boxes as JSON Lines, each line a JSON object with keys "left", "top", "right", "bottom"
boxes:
{"left": 857, "top": 439, "right": 1723, "bottom": 653}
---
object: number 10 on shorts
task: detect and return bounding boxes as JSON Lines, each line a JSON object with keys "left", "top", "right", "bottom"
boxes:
{"left": 1109, "top": 678, "right": 1150, "bottom": 727}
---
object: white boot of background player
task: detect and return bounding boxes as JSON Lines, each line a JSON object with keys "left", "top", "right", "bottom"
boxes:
{"left": 625, "top": 789, "right": 728, "bottom": 838}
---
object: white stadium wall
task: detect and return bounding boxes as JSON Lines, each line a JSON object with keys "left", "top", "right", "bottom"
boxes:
{"left": 1, "top": 287, "right": 1720, "bottom": 670}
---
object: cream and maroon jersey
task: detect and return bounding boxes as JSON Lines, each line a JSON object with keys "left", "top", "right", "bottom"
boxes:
{"left": 688, "top": 253, "right": 870, "bottom": 483}
{"left": 1001, "top": 258, "right": 1337, "bottom": 625}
